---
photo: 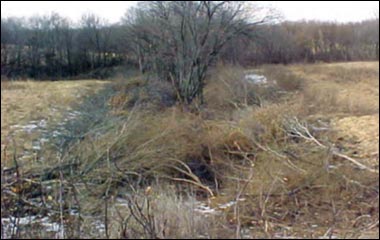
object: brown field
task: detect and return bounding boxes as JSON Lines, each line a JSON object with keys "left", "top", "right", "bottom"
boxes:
{"left": 1, "top": 62, "right": 379, "bottom": 239}
{"left": 289, "top": 62, "right": 379, "bottom": 168}
{"left": 1, "top": 80, "right": 107, "bottom": 167}
{"left": 1, "top": 80, "right": 107, "bottom": 131}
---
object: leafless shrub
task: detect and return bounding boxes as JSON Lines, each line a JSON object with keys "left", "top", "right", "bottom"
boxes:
{"left": 109, "top": 186, "right": 223, "bottom": 239}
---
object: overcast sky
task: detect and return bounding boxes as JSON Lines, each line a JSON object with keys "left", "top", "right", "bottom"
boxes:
{"left": 1, "top": 1, "right": 379, "bottom": 24}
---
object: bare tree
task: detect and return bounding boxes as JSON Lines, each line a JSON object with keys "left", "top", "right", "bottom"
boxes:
{"left": 126, "top": 1, "right": 268, "bottom": 104}
{"left": 80, "top": 13, "right": 112, "bottom": 68}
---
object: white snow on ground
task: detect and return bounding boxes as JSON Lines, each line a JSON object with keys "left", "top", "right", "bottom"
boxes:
{"left": 245, "top": 73, "right": 267, "bottom": 84}
{"left": 194, "top": 198, "right": 246, "bottom": 215}
{"left": 1, "top": 215, "right": 61, "bottom": 238}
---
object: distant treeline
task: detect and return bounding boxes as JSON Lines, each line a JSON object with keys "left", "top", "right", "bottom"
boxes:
{"left": 1, "top": 13, "right": 126, "bottom": 79}
{"left": 223, "top": 20, "right": 379, "bottom": 65}
{"left": 1, "top": 12, "right": 379, "bottom": 79}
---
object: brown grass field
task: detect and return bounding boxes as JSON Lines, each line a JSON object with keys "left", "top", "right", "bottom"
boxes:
{"left": 1, "top": 80, "right": 107, "bottom": 165}
{"left": 1, "top": 62, "right": 379, "bottom": 239}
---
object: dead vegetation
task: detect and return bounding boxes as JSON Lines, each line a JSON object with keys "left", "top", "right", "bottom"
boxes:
{"left": 1, "top": 62, "right": 379, "bottom": 239}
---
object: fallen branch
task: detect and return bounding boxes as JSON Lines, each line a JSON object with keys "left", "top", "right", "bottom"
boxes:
{"left": 169, "top": 177, "right": 215, "bottom": 198}
{"left": 285, "top": 117, "right": 378, "bottom": 173}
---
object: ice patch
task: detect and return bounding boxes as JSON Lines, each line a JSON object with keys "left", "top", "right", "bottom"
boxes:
{"left": 11, "top": 124, "right": 39, "bottom": 133}
{"left": 218, "top": 200, "right": 237, "bottom": 209}
{"left": 41, "top": 219, "right": 61, "bottom": 232}
{"left": 23, "top": 124, "right": 39, "bottom": 132}
{"left": 2, "top": 214, "right": 66, "bottom": 238}
{"left": 194, "top": 198, "right": 247, "bottom": 215}
{"left": 194, "top": 204, "right": 217, "bottom": 214}
{"left": 93, "top": 220, "right": 106, "bottom": 233}
{"left": 38, "top": 119, "right": 47, "bottom": 128}
{"left": 32, "top": 144, "right": 41, "bottom": 151}
{"left": 52, "top": 130, "right": 62, "bottom": 137}
{"left": 245, "top": 74, "right": 267, "bottom": 84}
{"left": 115, "top": 198, "right": 129, "bottom": 207}
{"left": 40, "top": 138, "right": 50, "bottom": 144}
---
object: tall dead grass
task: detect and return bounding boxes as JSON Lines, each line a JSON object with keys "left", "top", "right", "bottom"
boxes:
{"left": 261, "top": 65, "right": 304, "bottom": 92}
{"left": 2, "top": 62, "right": 378, "bottom": 239}
{"left": 103, "top": 186, "right": 225, "bottom": 239}
{"left": 292, "top": 62, "right": 379, "bottom": 116}
{"left": 204, "top": 64, "right": 262, "bottom": 113}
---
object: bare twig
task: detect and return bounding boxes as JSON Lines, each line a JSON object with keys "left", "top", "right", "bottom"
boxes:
{"left": 58, "top": 152, "right": 65, "bottom": 239}
{"left": 285, "top": 117, "right": 378, "bottom": 173}
{"left": 234, "top": 163, "right": 254, "bottom": 239}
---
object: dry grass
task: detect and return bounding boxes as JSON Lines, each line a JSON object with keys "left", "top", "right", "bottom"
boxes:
{"left": 204, "top": 62, "right": 378, "bottom": 238}
{"left": 102, "top": 186, "right": 225, "bottom": 239}
{"left": 1, "top": 80, "right": 107, "bottom": 126}
{"left": 221, "top": 110, "right": 379, "bottom": 238}
{"left": 289, "top": 62, "right": 379, "bottom": 116}
{"left": 204, "top": 64, "right": 263, "bottom": 114}
{"left": 280, "top": 62, "right": 379, "bottom": 170}
{"left": 260, "top": 65, "right": 304, "bottom": 92}
{"left": 68, "top": 62, "right": 380, "bottom": 238}
{"left": 1, "top": 80, "right": 108, "bottom": 174}
{"left": 1, "top": 80, "right": 107, "bottom": 136}
{"left": 332, "top": 115, "right": 379, "bottom": 168}
{"left": 1, "top": 62, "right": 379, "bottom": 239}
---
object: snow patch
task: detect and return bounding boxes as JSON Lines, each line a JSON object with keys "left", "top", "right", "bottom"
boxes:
{"left": 245, "top": 74, "right": 267, "bottom": 84}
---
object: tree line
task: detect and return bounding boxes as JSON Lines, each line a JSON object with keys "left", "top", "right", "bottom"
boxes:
{"left": 1, "top": 1, "right": 379, "bottom": 102}
{"left": 1, "top": 13, "right": 125, "bottom": 79}
{"left": 222, "top": 19, "right": 379, "bottom": 65}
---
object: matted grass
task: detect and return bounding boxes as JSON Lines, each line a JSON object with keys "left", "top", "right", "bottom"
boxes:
{"left": 1, "top": 80, "right": 108, "bottom": 167}
{"left": 1, "top": 62, "right": 379, "bottom": 239}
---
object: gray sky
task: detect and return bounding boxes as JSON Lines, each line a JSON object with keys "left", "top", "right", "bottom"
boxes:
{"left": 1, "top": 1, "right": 379, "bottom": 23}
